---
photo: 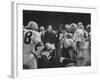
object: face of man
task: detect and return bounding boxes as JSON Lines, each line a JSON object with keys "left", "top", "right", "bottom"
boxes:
{"left": 40, "top": 26, "right": 45, "bottom": 32}
{"left": 48, "top": 25, "right": 52, "bottom": 32}
{"left": 65, "top": 24, "right": 70, "bottom": 33}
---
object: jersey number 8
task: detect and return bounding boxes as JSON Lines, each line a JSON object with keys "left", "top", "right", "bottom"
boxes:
{"left": 24, "top": 31, "right": 32, "bottom": 44}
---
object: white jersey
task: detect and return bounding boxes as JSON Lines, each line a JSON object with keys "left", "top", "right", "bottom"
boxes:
{"left": 73, "top": 28, "right": 88, "bottom": 49}
{"left": 23, "top": 29, "right": 41, "bottom": 54}
{"left": 61, "top": 38, "right": 74, "bottom": 48}
{"left": 32, "top": 30, "right": 41, "bottom": 44}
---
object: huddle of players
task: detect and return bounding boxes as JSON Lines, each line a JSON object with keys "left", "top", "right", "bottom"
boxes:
{"left": 23, "top": 21, "right": 91, "bottom": 69}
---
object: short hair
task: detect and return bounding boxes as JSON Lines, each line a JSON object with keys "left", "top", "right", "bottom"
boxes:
{"left": 60, "top": 24, "right": 65, "bottom": 30}
{"left": 47, "top": 25, "right": 53, "bottom": 31}
{"left": 78, "top": 22, "right": 83, "bottom": 26}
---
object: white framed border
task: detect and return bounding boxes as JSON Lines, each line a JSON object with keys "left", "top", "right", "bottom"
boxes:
{"left": 11, "top": 1, "right": 97, "bottom": 78}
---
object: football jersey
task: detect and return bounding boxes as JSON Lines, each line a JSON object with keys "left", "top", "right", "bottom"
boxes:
{"left": 73, "top": 28, "right": 84, "bottom": 42}
{"left": 23, "top": 29, "right": 41, "bottom": 54}
{"left": 72, "top": 28, "right": 88, "bottom": 49}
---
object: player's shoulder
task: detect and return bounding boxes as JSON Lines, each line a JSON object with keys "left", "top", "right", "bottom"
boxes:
{"left": 32, "top": 30, "right": 41, "bottom": 36}
{"left": 75, "top": 28, "right": 84, "bottom": 34}
{"left": 23, "top": 29, "right": 33, "bottom": 36}
{"left": 24, "top": 29, "right": 33, "bottom": 32}
{"left": 32, "top": 30, "right": 38, "bottom": 33}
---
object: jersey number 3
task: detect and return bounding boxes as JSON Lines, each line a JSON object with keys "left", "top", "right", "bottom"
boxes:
{"left": 24, "top": 31, "right": 32, "bottom": 44}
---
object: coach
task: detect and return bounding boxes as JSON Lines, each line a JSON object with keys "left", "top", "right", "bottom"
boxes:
{"left": 44, "top": 25, "right": 57, "bottom": 45}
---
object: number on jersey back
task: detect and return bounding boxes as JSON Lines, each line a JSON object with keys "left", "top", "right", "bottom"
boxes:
{"left": 24, "top": 31, "right": 32, "bottom": 44}
{"left": 23, "top": 28, "right": 41, "bottom": 54}
{"left": 23, "top": 29, "right": 34, "bottom": 54}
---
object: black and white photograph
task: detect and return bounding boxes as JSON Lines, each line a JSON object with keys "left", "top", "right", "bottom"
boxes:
{"left": 23, "top": 10, "right": 91, "bottom": 69}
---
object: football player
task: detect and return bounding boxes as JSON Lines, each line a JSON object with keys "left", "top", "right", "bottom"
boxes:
{"left": 72, "top": 23, "right": 90, "bottom": 66}
{"left": 23, "top": 21, "right": 41, "bottom": 69}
